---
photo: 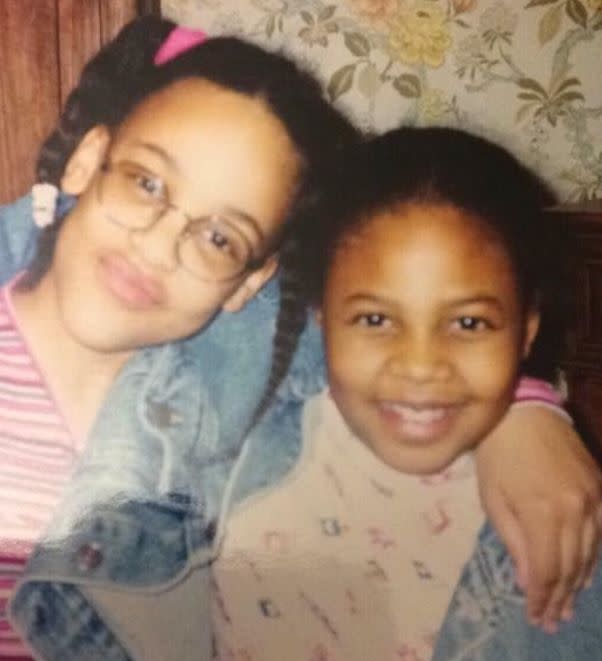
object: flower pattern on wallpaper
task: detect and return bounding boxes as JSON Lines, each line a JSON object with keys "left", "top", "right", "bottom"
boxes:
{"left": 164, "top": 0, "right": 602, "bottom": 201}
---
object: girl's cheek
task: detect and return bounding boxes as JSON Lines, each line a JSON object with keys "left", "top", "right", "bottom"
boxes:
{"left": 454, "top": 342, "right": 522, "bottom": 395}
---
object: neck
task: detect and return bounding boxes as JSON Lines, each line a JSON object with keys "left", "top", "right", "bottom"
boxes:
{"left": 10, "top": 274, "right": 132, "bottom": 440}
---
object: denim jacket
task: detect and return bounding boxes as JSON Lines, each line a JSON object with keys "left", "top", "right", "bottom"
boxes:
{"left": 432, "top": 522, "right": 602, "bottom": 661}
{"left": 2, "top": 196, "right": 601, "bottom": 660}
{"left": 0, "top": 195, "right": 323, "bottom": 660}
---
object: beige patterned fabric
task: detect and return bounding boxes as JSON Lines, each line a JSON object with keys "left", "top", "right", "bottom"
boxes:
{"left": 213, "top": 391, "right": 484, "bottom": 661}
{"left": 162, "top": 0, "right": 602, "bottom": 202}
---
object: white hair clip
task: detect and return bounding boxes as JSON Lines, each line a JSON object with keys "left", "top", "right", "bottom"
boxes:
{"left": 32, "top": 182, "right": 59, "bottom": 228}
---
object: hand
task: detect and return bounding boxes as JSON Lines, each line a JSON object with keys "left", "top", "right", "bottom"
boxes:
{"left": 475, "top": 405, "right": 602, "bottom": 633}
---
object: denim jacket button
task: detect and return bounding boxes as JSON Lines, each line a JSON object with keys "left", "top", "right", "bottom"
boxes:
{"left": 76, "top": 541, "right": 103, "bottom": 571}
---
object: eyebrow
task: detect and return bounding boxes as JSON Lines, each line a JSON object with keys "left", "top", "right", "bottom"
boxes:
{"left": 443, "top": 294, "right": 505, "bottom": 311}
{"left": 344, "top": 293, "right": 393, "bottom": 305}
{"left": 343, "top": 293, "right": 505, "bottom": 311}
{"left": 128, "top": 141, "right": 180, "bottom": 172}
{"left": 220, "top": 206, "right": 264, "bottom": 242}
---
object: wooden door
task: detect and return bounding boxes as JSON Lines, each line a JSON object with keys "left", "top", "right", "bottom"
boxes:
{"left": 547, "top": 202, "right": 602, "bottom": 462}
{"left": 0, "top": 0, "right": 159, "bottom": 203}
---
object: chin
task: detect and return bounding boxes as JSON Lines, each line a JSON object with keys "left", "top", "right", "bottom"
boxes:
{"left": 77, "top": 334, "right": 138, "bottom": 355}
{"left": 372, "top": 439, "right": 468, "bottom": 476}
{"left": 62, "top": 317, "right": 137, "bottom": 354}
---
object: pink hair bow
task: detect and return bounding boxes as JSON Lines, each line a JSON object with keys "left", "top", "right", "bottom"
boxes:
{"left": 154, "top": 26, "right": 207, "bottom": 65}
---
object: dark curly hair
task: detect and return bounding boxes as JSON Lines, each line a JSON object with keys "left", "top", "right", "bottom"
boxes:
{"left": 266, "top": 126, "right": 568, "bottom": 401}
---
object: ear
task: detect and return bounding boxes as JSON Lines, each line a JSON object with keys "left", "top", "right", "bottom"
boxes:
{"left": 222, "top": 255, "right": 279, "bottom": 313}
{"left": 61, "top": 125, "right": 111, "bottom": 195}
{"left": 313, "top": 307, "right": 323, "bottom": 327}
{"left": 522, "top": 307, "right": 541, "bottom": 359}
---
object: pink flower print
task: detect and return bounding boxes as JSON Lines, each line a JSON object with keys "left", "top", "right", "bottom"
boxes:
{"left": 452, "top": 0, "right": 477, "bottom": 14}
{"left": 397, "top": 643, "right": 425, "bottom": 660}
{"left": 367, "top": 526, "right": 396, "bottom": 549}
{"left": 348, "top": 0, "right": 397, "bottom": 25}
{"left": 310, "top": 643, "right": 331, "bottom": 661}
{"left": 420, "top": 467, "right": 454, "bottom": 485}
{"left": 421, "top": 500, "right": 451, "bottom": 535}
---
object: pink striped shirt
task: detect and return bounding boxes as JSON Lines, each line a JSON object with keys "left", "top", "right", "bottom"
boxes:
{"left": 0, "top": 281, "right": 79, "bottom": 659}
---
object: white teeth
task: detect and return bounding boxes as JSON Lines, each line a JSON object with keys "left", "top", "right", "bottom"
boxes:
{"left": 387, "top": 404, "right": 447, "bottom": 424}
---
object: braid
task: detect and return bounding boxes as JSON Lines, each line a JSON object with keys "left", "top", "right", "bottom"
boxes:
{"left": 244, "top": 152, "right": 349, "bottom": 431}
{"left": 246, "top": 232, "right": 310, "bottom": 430}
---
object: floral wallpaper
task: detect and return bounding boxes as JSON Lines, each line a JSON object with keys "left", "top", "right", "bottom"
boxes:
{"left": 162, "top": 0, "right": 602, "bottom": 201}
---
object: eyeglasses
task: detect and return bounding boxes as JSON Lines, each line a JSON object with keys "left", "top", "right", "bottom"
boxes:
{"left": 97, "top": 160, "right": 266, "bottom": 282}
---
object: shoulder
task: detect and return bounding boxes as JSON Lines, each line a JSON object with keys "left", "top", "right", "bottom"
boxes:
{"left": 0, "top": 195, "right": 37, "bottom": 283}
{"left": 0, "top": 193, "right": 75, "bottom": 284}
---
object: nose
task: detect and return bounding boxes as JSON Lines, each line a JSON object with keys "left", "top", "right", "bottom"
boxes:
{"left": 385, "top": 332, "right": 451, "bottom": 384}
{"left": 128, "top": 207, "right": 186, "bottom": 272}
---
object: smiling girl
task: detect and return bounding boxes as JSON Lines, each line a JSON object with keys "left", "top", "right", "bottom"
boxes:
{"left": 212, "top": 127, "right": 602, "bottom": 660}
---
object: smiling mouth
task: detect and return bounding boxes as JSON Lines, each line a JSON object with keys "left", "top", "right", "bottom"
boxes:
{"left": 383, "top": 403, "right": 449, "bottom": 423}
{"left": 377, "top": 400, "right": 463, "bottom": 443}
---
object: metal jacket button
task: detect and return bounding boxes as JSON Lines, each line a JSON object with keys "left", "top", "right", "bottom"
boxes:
{"left": 76, "top": 541, "right": 103, "bottom": 571}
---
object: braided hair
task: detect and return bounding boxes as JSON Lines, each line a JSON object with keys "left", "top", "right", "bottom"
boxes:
{"left": 25, "top": 15, "right": 358, "bottom": 295}
{"left": 245, "top": 216, "right": 317, "bottom": 430}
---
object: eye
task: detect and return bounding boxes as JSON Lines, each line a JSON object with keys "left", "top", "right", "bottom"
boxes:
{"left": 118, "top": 163, "right": 166, "bottom": 203}
{"left": 189, "top": 218, "right": 249, "bottom": 266}
{"left": 134, "top": 173, "right": 164, "bottom": 198}
{"left": 203, "top": 227, "right": 231, "bottom": 253}
{"left": 353, "top": 313, "right": 391, "bottom": 328}
{"left": 452, "top": 316, "right": 492, "bottom": 333}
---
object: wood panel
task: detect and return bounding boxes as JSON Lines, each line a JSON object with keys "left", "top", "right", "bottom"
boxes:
{"left": 547, "top": 201, "right": 602, "bottom": 461}
{"left": 0, "top": 0, "right": 142, "bottom": 204}
{"left": 57, "top": 1, "right": 103, "bottom": 106}
{"left": 58, "top": 0, "right": 139, "bottom": 105}
{"left": 569, "top": 375, "right": 602, "bottom": 465}
{"left": 0, "top": 0, "right": 60, "bottom": 201}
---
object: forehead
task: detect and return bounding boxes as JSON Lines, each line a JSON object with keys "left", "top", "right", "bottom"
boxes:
{"left": 113, "top": 78, "right": 297, "bottom": 168}
{"left": 329, "top": 203, "right": 518, "bottom": 300}
{"left": 117, "top": 78, "right": 281, "bottom": 136}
